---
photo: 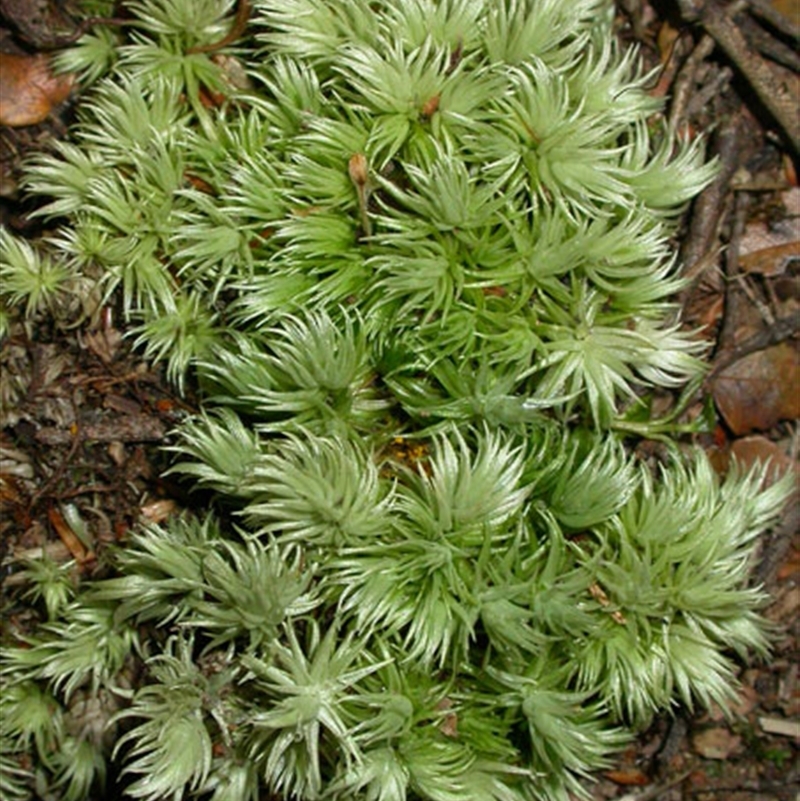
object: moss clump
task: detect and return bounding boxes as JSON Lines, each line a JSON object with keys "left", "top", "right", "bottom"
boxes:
{"left": 0, "top": 1, "right": 791, "bottom": 800}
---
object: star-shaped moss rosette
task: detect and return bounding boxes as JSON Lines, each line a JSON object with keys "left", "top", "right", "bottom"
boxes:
{"left": 0, "top": 1, "right": 792, "bottom": 800}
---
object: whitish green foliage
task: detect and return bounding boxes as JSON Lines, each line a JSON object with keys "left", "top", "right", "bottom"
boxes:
{"left": 88, "top": 515, "right": 318, "bottom": 651}
{"left": 15, "top": 554, "right": 77, "bottom": 621}
{"left": 2, "top": 425, "right": 792, "bottom": 799}
{"left": 1, "top": 0, "right": 792, "bottom": 799}
{"left": 0, "top": 229, "right": 71, "bottom": 321}
{"left": 0, "top": 664, "right": 114, "bottom": 801}
{"left": 0, "top": 602, "right": 137, "bottom": 701}
{"left": 112, "top": 635, "right": 219, "bottom": 800}
{"left": 133, "top": 290, "right": 222, "bottom": 392}
{"left": 8, "top": 0, "right": 711, "bottom": 415}
{"left": 0, "top": 741, "right": 33, "bottom": 801}
{"left": 197, "top": 310, "right": 389, "bottom": 434}
{"left": 240, "top": 621, "right": 385, "bottom": 798}
{"left": 243, "top": 432, "right": 392, "bottom": 546}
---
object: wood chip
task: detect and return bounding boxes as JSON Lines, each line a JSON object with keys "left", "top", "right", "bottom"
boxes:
{"left": 758, "top": 717, "right": 800, "bottom": 738}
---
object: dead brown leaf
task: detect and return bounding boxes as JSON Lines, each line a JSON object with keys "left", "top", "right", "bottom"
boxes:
{"left": 738, "top": 187, "right": 800, "bottom": 275}
{"left": 435, "top": 697, "right": 458, "bottom": 738}
{"left": 0, "top": 52, "right": 75, "bottom": 127}
{"left": 47, "top": 506, "right": 89, "bottom": 563}
{"left": 739, "top": 241, "right": 800, "bottom": 276}
{"left": 765, "top": 583, "right": 800, "bottom": 624}
{"left": 712, "top": 342, "right": 800, "bottom": 434}
{"left": 657, "top": 20, "right": 681, "bottom": 63}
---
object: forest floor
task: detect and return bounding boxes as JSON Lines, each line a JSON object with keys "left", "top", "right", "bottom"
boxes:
{"left": 0, "top": 1, "right": 797, "bottom": 800}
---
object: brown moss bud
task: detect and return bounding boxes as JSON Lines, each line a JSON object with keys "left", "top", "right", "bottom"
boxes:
{"left": 348, "top": 152, "right": 369, "bottom": 187}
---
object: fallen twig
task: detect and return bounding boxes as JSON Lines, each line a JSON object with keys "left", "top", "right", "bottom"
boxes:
{"left": 677, "top": 0, "right": 800, "bottom": 153}
{"left": 746, "top": 0, "right": 800, "bottom": 41}
{"left": 34, "top": 414, "right": 166, "bottom": 446}
{"left": 716, "top": 190, "right": 752, "bottom": 355}
{"left": 668, "top": 33, "right": 716, "bottom": 131}
{"left": 678, "top": 111, "right": 745, "bottom": 306}
{"left": 736, "top": 9, "right": 800, "bottom": 72}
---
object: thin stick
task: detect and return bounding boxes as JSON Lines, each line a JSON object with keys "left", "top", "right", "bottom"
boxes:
{"left": 677, "top": 0, "right": 800, "bottom": 153}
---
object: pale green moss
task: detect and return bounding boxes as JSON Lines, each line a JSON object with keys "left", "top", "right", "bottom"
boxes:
{"left": 0, "top": 2, "right": 791, "bottom": 800}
